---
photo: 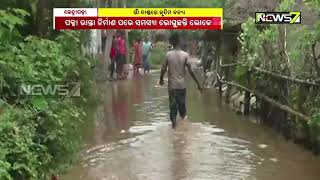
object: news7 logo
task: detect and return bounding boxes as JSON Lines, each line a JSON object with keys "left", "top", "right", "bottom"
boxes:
{"left": 19, "top": 82, "right": 81, "bottom": 97}
{"left": 255, "top": 12, "right": 301, "bottom": 24}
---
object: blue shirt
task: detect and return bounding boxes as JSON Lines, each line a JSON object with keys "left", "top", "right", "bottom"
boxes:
{"left": 143, "top": 42, "right": 152, "bottom": 56}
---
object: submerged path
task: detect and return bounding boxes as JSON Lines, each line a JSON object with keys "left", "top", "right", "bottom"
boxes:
{"left": 65, "top": 72, "right": 320, "bottom": 180}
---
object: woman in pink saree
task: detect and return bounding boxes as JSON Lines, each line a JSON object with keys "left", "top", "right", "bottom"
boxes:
{"left": 132, "top": 38, "right": 143, "bottom": 74}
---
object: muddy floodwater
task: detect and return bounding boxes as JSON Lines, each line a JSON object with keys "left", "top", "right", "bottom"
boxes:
{"left": 64, "top": 72, "right": 320, "bottom": 180}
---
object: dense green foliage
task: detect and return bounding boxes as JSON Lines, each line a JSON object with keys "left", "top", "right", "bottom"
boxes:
{"left": 126, "top": 0, "right": 226, "bottom": 69}
{"left": 128, "top": 30, "right": 149, "bottom": 46}
{"left": 149, "top": 41, "right": 168, "bottom": 69}
{"left": 237, "top": 0, "right": 320, "bottom": 144}
{"left": 0, "top": 6, "right": 96, "bottom": 180}
{"left": 128, "top": 29, "right": 202, "bottom": 68}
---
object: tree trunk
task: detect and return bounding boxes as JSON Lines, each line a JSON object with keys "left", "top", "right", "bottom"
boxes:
{"left": 312, "top": 43, "right": 320, "bottom": 77}
{"left": 33, "top": 0, "right": 49, "bottom": 37}
{"left": 122, "top": 0, "right": 130, "bottom": 64}
{"left": 101, "top": 0, "right": 117, "bottom": 73}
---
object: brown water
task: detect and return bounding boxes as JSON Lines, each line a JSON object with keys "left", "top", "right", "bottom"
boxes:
{"left": 64, "top": 72, "right": 320, "bottom": 180}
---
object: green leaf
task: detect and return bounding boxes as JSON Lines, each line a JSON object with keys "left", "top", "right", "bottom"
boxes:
{"left": 0, "top": 98, "right": 6, "bottom": 108}
{"left": 31, "top": 97, "right": 48, "bottom": 111}
{"left": 12, "top": 9, "right": 30, "bottom": 17}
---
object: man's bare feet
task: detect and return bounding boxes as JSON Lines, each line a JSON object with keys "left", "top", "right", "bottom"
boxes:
{"left": 172, "top": 120, "right": 177, "bottom": 129}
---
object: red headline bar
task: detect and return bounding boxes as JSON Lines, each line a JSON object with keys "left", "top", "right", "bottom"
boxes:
{"left": 54, "top": 17, "right": 222, "bottom": 30}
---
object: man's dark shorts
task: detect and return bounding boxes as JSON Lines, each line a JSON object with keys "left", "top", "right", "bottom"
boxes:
{"left": 169, "top": 89, "right": 187, "bottom": 123}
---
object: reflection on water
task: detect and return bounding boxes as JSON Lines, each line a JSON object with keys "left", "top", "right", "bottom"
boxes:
{"left": 113, "top": 83, "right": 130, "bottom": 132}
{"left": 132, "top": 74, "right": 144, "bottom": 105}
{"left": 64, "top": 74, "right": 320, "bottom": 180}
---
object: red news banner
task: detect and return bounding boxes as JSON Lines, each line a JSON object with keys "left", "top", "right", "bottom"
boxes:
{"left": 53, "top": 8, "right": 223, "bottom": 30}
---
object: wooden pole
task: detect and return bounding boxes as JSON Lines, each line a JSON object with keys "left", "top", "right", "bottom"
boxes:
{"left": 254, "top": 67, "right": 319, "bottom": 86}
{"left": 218, "top": 63, "right": 319, "bottom": 86}
{"left": 243, "top": 71, "right": 251, "bottom": 115}
{"left": 225, "top": 67, "right": 231, "bottom": 103}
{"left": 217, "top": 24, "right": 223, "bottom": 97}
{"left": 221, "top": 80, "right": 311, "bottom": 122}
{"left": 220, "top": 62, "right": 242, "bottom": 68}
{"left": 312, "top": 43, "right": 320, "bottom": 76}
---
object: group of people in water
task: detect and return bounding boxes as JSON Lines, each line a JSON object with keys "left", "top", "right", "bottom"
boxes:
{"left": 108, "top": 31, "right": 126, "bottom": 80}
{"left": 104, "top": 30, "right": 216, "bottom": 129}
{"left": 107, "top": 30, "right": 153, "bottom": 81}
{"left": 132, "top": 36, "right": 152, "bottom": 75}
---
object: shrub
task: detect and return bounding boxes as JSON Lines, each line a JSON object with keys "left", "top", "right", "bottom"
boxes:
{"left": 0, "top": 8, "right": 96, "bottom": 179}
{"left": 149, "top": 42, "right": 168, "bottom": 69}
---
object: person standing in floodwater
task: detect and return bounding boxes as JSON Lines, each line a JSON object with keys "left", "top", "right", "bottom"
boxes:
{"left": 132, "top": 38, "right": 143, "bottom": 74}
{"left": 143, "top": 37, "right": 152, "bottom": 74}
{"left": 116, "top": 31, "right": 126, "bottom": 79}
{"left": 159, "top": 33, "right": 202, "bottom": 129}
{"left": 109, "top": 35, "right": 117, "bottom": 81}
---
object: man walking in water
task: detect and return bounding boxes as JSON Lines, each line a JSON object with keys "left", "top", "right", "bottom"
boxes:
{"left": 159, "top": 33, "right": 202, "bottom": 129}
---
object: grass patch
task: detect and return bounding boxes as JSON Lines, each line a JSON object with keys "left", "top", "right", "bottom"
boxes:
{"left": 149, "top": 42, "right": 167, "bottom": 69}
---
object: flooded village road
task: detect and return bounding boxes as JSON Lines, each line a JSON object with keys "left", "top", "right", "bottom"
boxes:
{"left": 64, "top": 72, "right": 320, "bottom": 180}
